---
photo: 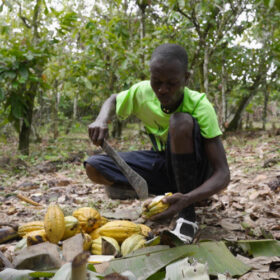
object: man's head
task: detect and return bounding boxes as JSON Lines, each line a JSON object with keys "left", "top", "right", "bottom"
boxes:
{"left": 150, "top": 44, "right": 189, "bottom": 111}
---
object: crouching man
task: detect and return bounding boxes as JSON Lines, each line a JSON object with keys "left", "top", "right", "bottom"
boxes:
{"left": 84, "top": 43, "right": 230, "bottom": 243}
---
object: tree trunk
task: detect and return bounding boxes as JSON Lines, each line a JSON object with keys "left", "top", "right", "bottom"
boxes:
{"left": 19, "top": 93, "right": 35, "bottom": 155}
{"left": 203, "top": 46, "right": 209, "bottom": 94}
{"left": 199, "top": 62, "right": 205, "bottom": 93}
{"left": 53, "top": 81, "right": 59, "bottom": 139}
{"left": 226, "top": 90, "right": 255, "bottom": 131}
{"left": 262, "top": 82, "right": 269, "bottom": 130}
{"left": 111, "top": 117, "right": 122, "bottom": 139}
{"left": 73, "top": 95, "right": 77, "bottom": 120}
{"left": 138, "top": 1, "right": 147, "bottom": 80}
{"left": 226, "top": 72, "right": 263, "bottom": 132}
{"left": 221, "top": 62, "right": 227, "bottom": 125}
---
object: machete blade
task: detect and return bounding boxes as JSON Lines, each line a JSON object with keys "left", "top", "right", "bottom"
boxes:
{"left": 101, "top": 140, "right": 149, "bottom": 199}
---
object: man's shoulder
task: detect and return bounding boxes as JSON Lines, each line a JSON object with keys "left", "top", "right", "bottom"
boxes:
{"left": 183, "top": 87, "right": 205, "bottom": 111}
{"left": 129, "top": 80, "right": 156, "bottom": 103}
{"left": 131, "top": 80, "right": 152, "bottom": 92}
{"left": 184, "top": 87, "right": 205, "bottom": 100}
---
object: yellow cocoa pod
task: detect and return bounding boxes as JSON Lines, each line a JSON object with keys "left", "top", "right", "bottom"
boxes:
{"left": 89, "top": 228, "right": 100, "bottom": 240}
{"left": 98, "top": 220, "right": 141, "bottom": 243}
{"left": 121, "top": 234, "right": 146, "bottom": 256}
{"left": 91, "top": 236, "right": 120, "bottom": 255}
{"left": 83, "top": 233, "right": 92, "bottom": 251}
{"left": 18, "top": 221, "right": 44, "bottom": 237}
{"left": 142, "top": 193, "right": 172, "bottom": 219}
{"left": 26, "top": 230, "right": 47, "bottom": 246}
{"left": 99, "top": 216, "right": 109, "bottom": 226}
{"left": 139, "top": 224, "right": 152, "bottom": 237}
{"left": 44, "top": 204, "right": 65, "bottom": 243}
{"left": 73, "top": 207, "right": 101, "bottom": 233}
{"left": 62, "top": 216, "right": 80, "bottom": 240}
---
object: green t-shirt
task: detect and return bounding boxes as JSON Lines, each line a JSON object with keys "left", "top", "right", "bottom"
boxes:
{"left": 116, "top": 80, "right": 222, "bottom": 151}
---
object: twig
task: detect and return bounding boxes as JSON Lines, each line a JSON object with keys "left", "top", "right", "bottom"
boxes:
{"left": 17, "top": 193, "right": 42, "bottom": 206}
{"left": 71, "top": 251, "right": 90, "bottom": 280}
{"left": 263, "top": 158, "right": 280, "bottom": 168}
{"left": 0, "top": 223, "right": 18, "bottom": 231}
{"left": 0, "top": 251, "right": 14, "bottom": 268}
{"left": 0, "top": 228, "right": 18, "bottom": 244}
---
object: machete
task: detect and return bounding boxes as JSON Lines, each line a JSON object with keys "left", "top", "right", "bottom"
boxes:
{"left": 101, "top": 139, "right": 149, "bottom": 199}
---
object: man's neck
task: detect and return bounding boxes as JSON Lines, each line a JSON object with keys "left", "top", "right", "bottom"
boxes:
{"left": 161, "top": 95, "right": 184, "bottom": 114}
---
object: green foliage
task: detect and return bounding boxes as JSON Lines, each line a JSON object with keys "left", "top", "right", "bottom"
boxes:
{"left": 0, "top": 40, "right": 51, "bottom": 131}
{"left": 0, "top": 0, "right": 279, "bottom": 152}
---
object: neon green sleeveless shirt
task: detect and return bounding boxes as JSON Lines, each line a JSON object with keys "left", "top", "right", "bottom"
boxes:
{"left": 116, "top": 81, "right": 222, "bottom": 151}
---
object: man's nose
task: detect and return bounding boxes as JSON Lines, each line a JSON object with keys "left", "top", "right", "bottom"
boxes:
{"left": 158, "top": 83, "right": 169, "bottom": 94}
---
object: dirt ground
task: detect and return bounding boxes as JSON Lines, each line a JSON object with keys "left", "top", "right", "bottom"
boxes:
{"left": 0, "top": 128, "right": 279, "bottom": 279}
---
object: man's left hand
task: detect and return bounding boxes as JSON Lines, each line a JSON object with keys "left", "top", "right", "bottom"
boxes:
{"left": 149, "top": 193, "right": 190, "bottom": 221}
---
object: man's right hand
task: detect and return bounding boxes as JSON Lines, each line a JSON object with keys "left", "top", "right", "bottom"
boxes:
{"left": 88, "top": 120, "right": 108, "bottom": 146}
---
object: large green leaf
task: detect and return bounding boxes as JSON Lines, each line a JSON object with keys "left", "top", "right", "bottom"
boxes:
{"left": 165, "top": 257, "right": 210, "bottom": 280}
{"left": 81, "top": 76, "right": 93, "bottom": 90}
{"left": 18, "top": 67, "right": 29, "bottom": 84}
{"left": 51, "top": 263, "right": 72, "bottom": 280}
{"left": 29, "top": 271, "right": 55, "bottom": 278}
{"left": 237, "top": 239, "right": 280, "bottom": 257}
{"left": 0, "top": 268, "right": 34, "bottom": 280}
{"left": 189, "top": 242, "right": 250, "bottom": 276}
{"left": 104, "top": 242, "right": 250, "bottom": 279}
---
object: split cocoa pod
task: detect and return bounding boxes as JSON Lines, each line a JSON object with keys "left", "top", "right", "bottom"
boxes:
{"left": 62, "top": 216, "right": 80, "bottom": 240}
{"left": 26, "top": 230, "right": 47, "bottom": 246}
{"left": 121, "top": 233, "right": 146, "bottom": 256}
{"left": 91, "top": 236, "right": 120, "bottom": 255}
{"left": 142, "top": 192, "right": 172, "bottom": 219}
{"left": 83, "top": 233, "right": 92, "bottom": 251}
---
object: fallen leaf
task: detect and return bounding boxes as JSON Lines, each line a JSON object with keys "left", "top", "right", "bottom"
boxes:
{"left": 220, "top": 219, "right": 242, "bottom": 231}
{"left": 62, "top": 233, "right": 84, "bottom": 262}
{"left": 13, "top": 242, "right": 63, "bottom": 270}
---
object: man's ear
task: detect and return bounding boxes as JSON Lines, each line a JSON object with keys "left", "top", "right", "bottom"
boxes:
{"left": 185, "top": 71, "right": 190, "bottom": 84}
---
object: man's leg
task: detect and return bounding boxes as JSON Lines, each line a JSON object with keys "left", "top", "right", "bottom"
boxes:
{"left": 84, "top": 150, "right": 170, "bottom": 199}
{"left": 85, "top": 163, "right": 113, "bottom": 185}
{"left": 85, "top": 162, "right": 137, "bottom": 199}
{"left": 168, "top": 112, "right": 201, "bottom": 242}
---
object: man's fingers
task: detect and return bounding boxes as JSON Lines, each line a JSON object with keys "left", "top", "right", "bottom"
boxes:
{"left": 143, "top": 198, "right": 153, "bottom": 208}
{"left": 97, "top": 129, "right": 108, "bottom": 146}
{"left": 150, "top": 208, "right": 175, "bottom": 221}
{"left": 88, "top": 127, "right": 93, "bottom": 140}
{"left": 91, "top": 128, "right": 99, "bottom": 145}
{"left": 162, "top": 195, "right": 177, "bottom": 204}
{"left": 104, "top": 130, "right": 109, "bottom": 139}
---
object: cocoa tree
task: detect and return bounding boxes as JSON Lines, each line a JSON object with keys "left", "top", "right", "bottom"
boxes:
{"left": 0, "top": 0, "right": 52, "bottom": 154}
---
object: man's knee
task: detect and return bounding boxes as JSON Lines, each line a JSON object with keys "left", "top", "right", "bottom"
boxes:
{"left": 85, "top": 163, "right": 113, "bottom": 185}
{"left": 169, "top": 112, "right": 193, "bottom": 138}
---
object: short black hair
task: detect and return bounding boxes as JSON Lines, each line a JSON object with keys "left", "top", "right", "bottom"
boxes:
{"left": 150, "top": 43, "right": 188, "bottom": 71}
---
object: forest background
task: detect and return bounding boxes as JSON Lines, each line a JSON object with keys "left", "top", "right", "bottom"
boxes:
{"left": 0, "top": 0, "right": 279, "bottom": 155}
{"left": 0, "top": 0, "right": 280, "bottom": 279}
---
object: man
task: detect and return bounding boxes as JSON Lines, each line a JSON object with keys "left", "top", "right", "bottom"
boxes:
{"left": 85, "top": 43, "right": 230, "bottom": 243}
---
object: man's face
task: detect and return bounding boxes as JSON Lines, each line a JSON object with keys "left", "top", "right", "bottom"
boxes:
{"left": 150, "top": 57, "right": 186, "bottom": 109}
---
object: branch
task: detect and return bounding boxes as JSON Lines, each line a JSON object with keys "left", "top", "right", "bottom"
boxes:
{"left": 176, "top": 3, "right": 202, "bottom": 38}
{"left": 32, "top": 0, "right": 42, "bottom": 41}
{"left": 71, "top": 252, "right": 90, "bottom": 280}
{"left": 14, "top": 0, "right": 31, "bottom": 29}
{"left": 209, "top": 1, "right": 247, "bottom": 57}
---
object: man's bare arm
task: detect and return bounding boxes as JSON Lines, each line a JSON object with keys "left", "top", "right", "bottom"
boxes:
{"left": 88, "top": 94, "right": 117, "bottom": 146}
{"left": 185, "top": 136, "right": 230, "bottom": 202}
{"left": 151, "top": 136, "right": 230, "bottom": 220}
